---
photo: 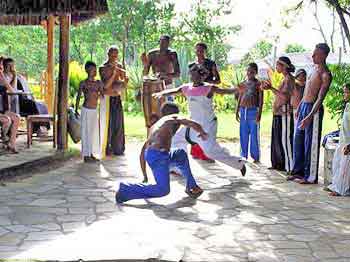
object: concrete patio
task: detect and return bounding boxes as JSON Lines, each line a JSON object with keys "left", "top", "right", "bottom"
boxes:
{"left": 0, "top": 141, "right": 349, "bottom": 262}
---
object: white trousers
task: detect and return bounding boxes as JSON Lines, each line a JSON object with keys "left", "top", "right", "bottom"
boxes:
{"left": 81, "top": 107, "right": 99, "bottom": 157}
{"left": 328, "top": 144, "right": 350, "bottom": 196}
{"left": 171, "top": 118, "right": 243, "bottom": 170}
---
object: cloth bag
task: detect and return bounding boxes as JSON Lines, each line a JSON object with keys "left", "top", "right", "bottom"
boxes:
{"left": 67, "top": 107, "right": 81, "bottom": 143}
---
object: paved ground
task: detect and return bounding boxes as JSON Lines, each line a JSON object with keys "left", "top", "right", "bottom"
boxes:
{"left": 0, "top": 141, "right": 349, "bottom": 262}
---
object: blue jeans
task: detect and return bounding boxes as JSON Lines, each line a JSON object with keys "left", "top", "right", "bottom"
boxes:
{"left": 292, "top": 102, "right": 323, "bottom": 183}
{"left": 117, "top": 148, "right": 198, "bottom": 202}
{"left": 239, "top": 107, "right": 260, "bottom": 161}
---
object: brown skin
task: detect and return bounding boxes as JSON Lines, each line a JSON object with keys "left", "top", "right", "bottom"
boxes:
{"left": 235, "top": 67, "right": 263, "bottom": 123}
{"left": 0, "top": 62, "right": 19, "bottom": 152}
{"left": 291, "top": 72, "right": 306, "bottom": 110}
{"left": 261, "top": 61, "right": 294, "bottom": 115}
{"left": 99, "top": 49, "right": 128, "bottom": 97}
{"left": 140, "top": 114, "right": 208, "bottom": 182}
{"left": 3, "top": 61, "right": 17, "bottom": 91}
{"left": 297, "top": 48, "right": 332, "bottom": 130}
{"left": 76, "top": 66, "right": 104, "bottom": 112}
{"left": 142, "top": 38, "right": 180, "bottom": 85}
{"left": 195, "top": 45, "right": 220, "bottom": 84}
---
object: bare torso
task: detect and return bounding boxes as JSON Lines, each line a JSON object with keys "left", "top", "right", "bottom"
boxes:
{"left": 146, "top": 115, "right": 180, "bottom": 151}
{"left": 148, "top": 49, "right": 178, "bottom": 85}
{"left": 273, "top": 75, "right": 294, "bottom": 115}
{"left": 239, "top": 79, "right": 260, "bottom": 108}
{"left": 303, "top": 66, "right": 331, "bottom": 103}
{"left": 291, "top": 82, "right": 304, "bottom": 110}
{"left": 81, "top": 80, "right": 103, "bottom": 109}
{"left": 99, "top": 62, "right": 125, "bottom": 96}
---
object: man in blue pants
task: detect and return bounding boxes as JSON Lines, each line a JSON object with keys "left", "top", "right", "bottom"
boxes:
{"left": 288, "top": 43, "right": 332, "bottom": 184}
{"left": 236, "top": 63, "right": 263, "bottom": 163}
{"left": 115, "top": 102, "right": 209, "bottom": 203}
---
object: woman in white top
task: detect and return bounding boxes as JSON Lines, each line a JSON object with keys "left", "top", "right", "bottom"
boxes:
{"left": 328, "top": 84, "right": 350, "bottom": 196}
{"left": 154, "top": 64, "right": 246, "bottom": 176}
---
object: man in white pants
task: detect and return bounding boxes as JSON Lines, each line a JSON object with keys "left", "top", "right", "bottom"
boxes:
{"left": 154, "top": 64, "right": 246, "bottom": 175}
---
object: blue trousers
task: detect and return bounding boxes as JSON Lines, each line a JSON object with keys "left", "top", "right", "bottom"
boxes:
{"left": 117, "top": 148, "right": 198, "bottom": 202}
{"left": 292, "top": 102, "right": 323, "bottom": 183}
{"left": 239, "top": 107, "right": 260, "bottom": 161}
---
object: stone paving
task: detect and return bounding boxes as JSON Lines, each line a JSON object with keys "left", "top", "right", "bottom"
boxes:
{"left": 0, "top": 141, "right": 349, "bottom": 261}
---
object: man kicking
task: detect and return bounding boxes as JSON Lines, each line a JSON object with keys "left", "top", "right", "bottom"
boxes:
{"left": 288, "top": 43, "right": 332, "bottom": 184}
{"left": 115, "top": 103, "right": 208, "bottom": 204}
{"left": 153, "top": 64, "right": 246, "bottom": 176}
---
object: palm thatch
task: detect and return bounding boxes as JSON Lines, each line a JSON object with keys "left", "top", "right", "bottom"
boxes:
{"left": 0, "top": 0, "right": 109, "bottom": 25}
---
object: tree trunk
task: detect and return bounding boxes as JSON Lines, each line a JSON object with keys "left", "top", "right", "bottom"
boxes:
{"left": 330, "top": 7, "right": 336, "bottom": 53}
{"left": 57, "top": 15, "right": 70, "bottom": 151}
{"left": 313, "top": 1, "right": 328, "bottom": 44}
{"left": 327, "top": 0, "right": 350, "bottom": 48}
{"left": 340, "top": 22, "right": 348, "bottom": 53}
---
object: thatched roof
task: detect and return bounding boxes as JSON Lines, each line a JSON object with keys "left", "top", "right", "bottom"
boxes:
{"left": 0, "top": 0, "right": 109, "bottom": 25}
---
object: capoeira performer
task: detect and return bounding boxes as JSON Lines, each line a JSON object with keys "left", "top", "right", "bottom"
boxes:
{"left": 153, "top": 64, "right": 246, "bottom": 176}
{"left": 75, "top": 61, "right": 119, "bottom": 162}
{"left": 236, "top": 63, "right": 263, "bottom": 163}
{"left": 261, "top": 56, "right": 295, "bottom": 173}
{"left": 115, "top": 103, "right": 207, "bottom": 203}
{"left": 328, "top": 84, "right": 350, "bottom": 196}
{"left": 288, "top": 43, "right": 332, "bottom": 184}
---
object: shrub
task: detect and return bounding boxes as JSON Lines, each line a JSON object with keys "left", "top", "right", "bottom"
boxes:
{"left": 325, "top": 64, "right": 350, "bottom": 125}
{"left": 68, "top": 61, "right": 87, "bottom": 104}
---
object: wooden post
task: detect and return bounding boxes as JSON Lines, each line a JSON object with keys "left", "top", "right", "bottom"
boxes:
{"left": 339, "top": 47, "right": 343, "bottom": 64}
{"left": 57, "top": 14, "right": 70, "bottom": 151}
{"left": 47, "top": 15, "right": 55, "bottom": 114}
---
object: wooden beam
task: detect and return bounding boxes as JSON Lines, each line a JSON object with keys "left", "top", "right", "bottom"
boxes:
{"left": 46, "top": 15, "right": 55, "bottom": 115}
{"left": 57, "top": 14, "right": 70, "bottom": 151}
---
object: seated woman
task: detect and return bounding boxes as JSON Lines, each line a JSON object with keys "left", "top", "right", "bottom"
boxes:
{"left": 16, "top": 74, "right": 50, "bottom": 135}
{"left": 328, "top": 84, "right": 350, "bottom": 196}
{"left": 0, "top": 57, "right": 19, "bottom": 153}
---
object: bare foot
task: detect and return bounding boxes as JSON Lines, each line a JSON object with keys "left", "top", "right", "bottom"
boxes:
{"left": 329, "top": 191, "right": 340, "bottom": 196}
{"left": 185, "top": 186, "right": 203, "bottom": 198}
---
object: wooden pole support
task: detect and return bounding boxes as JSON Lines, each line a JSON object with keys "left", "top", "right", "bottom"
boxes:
{"left": 57, "top": 14, "right": 70, "bottom": 151}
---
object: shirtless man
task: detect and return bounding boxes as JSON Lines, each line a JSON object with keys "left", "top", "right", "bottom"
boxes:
{"left": 0, "top": 57, "right": 19, "bottom": 153}
{"left": 76, "top": 61, "right": 118, "bottom": 162}
{"left": 236, "top": 63, "right": 263, "bottom": 163}
{"left": 99, "top": 46, "right": 128, "bottom": 156}
{"left": 142, "top": 35, "right": 180, "bottom": 101}
{"left": 115, "top": 102, "right": 207, "bottom": 203}
{"left": 261, "top": 56, "right": 295, "bottom": 173}
{"left": 291, "top": 69, "right": 307, "bottom": 122}
{"left": 288, "top": 43, "right": 332, "bottom": 184}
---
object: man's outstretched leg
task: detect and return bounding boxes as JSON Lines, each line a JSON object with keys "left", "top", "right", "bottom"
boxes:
{"left": 170, "top": 148, "right": 203, "bottom": 198}
{"left": 116, "top": 148, "right": 171, "bottom": 203}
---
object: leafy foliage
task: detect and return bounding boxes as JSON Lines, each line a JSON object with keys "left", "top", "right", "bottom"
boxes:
{"left": 240, "top": 40, "right": 273, "bottom": 67}
{"left": 285, "top": 43, "right": 307, "bottom": 53}
{"left": 325, "top": 64, "right": 350, "bottom": 124}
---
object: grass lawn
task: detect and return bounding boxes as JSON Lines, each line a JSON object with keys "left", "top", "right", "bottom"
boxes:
{"left": 125, "top": 110, "right": 338, "bottom": 141}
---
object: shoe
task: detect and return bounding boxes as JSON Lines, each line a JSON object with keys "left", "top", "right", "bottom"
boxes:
{"left": 204, "top": 158, "right": 215, "bottom": 163}
{"left": 90, "top": 155, "right": 100, "bottom": 162}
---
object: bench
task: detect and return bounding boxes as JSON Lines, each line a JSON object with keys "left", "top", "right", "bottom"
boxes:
{"left": 26, "top": 114, "right": 54, "bottom": 148}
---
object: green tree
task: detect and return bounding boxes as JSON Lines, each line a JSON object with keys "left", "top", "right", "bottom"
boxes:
{"left": 177, "top": 0, "right": 241, "bottom": 67}
{"left": 285, "top": 43, "right": 307, "bottom": 53}
{"left": 240, "top": 40, "right": 273, "bottom": 66}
